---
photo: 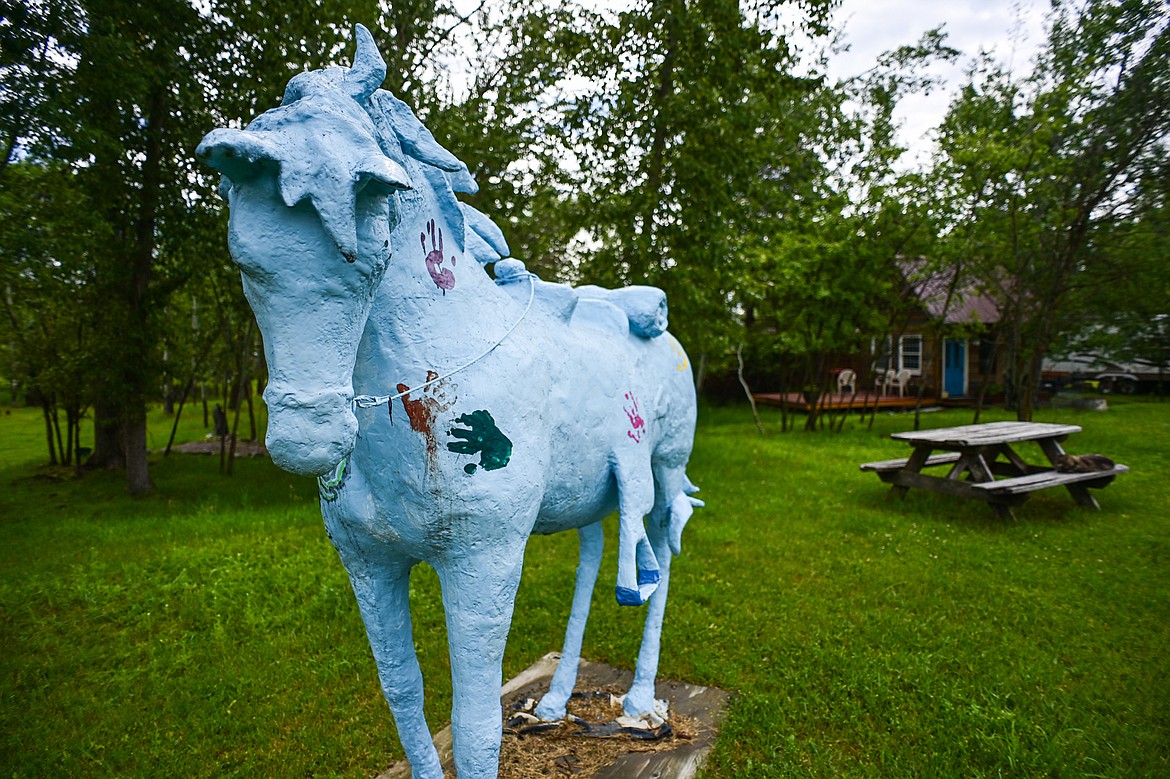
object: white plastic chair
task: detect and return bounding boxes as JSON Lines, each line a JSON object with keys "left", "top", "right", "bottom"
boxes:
{"left": 837, "top": 369, "right": 856, "bottom": 394}
{"left": 888, "top": 369, "right": 912, "bottom": 397}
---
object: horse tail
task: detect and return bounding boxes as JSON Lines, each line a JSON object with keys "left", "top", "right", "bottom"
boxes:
{"left": 668, "top": 474, "right": 703, "bottom": 556}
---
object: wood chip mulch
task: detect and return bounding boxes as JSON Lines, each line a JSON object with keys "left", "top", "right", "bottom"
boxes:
{"left": 463, "top": 689, "right": 699, "bottom": 779}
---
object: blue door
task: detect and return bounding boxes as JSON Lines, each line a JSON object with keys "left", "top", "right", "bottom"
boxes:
{"left": 944, "top": 338, "right": 967, "bottom": 397}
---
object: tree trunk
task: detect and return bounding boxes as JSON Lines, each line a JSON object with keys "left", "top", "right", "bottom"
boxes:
{"left": 117, "top": 85, "right": 166, "bottom": 494}
{"left": 86, "top": 83, "right": 164, "bottom": 491}
{"left": 776, "top": 368, "right": 790, "bottom": 433}
{"left": 122, "top": 406, "right": 154, "bottom": 496}
{"left": 246, "top": 387, "right": 256, "bottom": 441}
{"left": 165, "top": 335, "right": 218, "bottom": 456}
{"left": 68, "top": 406, "right": 84, "bottom": 478}
{"left": 912, "top": 380, "right": 926, "bottom": 432}
{"left": 1016, "top": 349, "right": 1045, "bottom": 422}
{"left": 41, "top": 400, "right": 58, "bottom": 466}
{"left": 51, "top": 405, "right": 66, "bottom": 466}
{"left": 971, "top": 336, "right": 998, "bottom": 424}
{"left": 736, "top": 344, "right": 765, "bottom": 435}
{"left": 88, "top": 400, "right": 125, "bottom": 469}
{"left": 64, "top": 407, "right": 74, "bottom": 467}
{"left": 804, "top": 354, "right": 826, "bottom": 432}
{"left": 226, "top": 378, "right": 243, "bottom": 476}
{"left": 164, "top": 377, "right": 194, "bottom": 457}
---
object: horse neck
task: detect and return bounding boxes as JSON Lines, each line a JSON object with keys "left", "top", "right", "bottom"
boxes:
{"left": 357, "top": 191, "right": 516, "bottom": 387}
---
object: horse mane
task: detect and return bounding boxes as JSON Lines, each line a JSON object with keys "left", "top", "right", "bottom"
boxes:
{"left": 266, "top": 51, "right": 670, "bottom": 338}
{"left": 358, "top": 90, "right": 669, "bottom": 337}
{"left": 360, "top": 89, "right": 510, "bottom": 265}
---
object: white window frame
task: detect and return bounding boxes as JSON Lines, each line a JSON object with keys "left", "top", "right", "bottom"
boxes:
{"left": 872, "top": 335, "right": 923, "bottom": 376}
{"left": 899, "top": 334, "right": 923, "bottom": 375}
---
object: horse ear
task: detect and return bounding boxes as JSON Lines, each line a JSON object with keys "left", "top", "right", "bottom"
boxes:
{"left": 196, "top": 128, "right": 279, "bottom": 184}
{"left": 376, "top": 91, "right": 466, "bottom": 172}
{"left": 461, "top": 203, "right": 510, "bottom": 258}
{"left": 446, "top": 167, "right": 479, "bottom": 195}
{"left": 355, "top": 154, "right": 412, "bottom": 194}
{"left": 347, "top": 24, "right": 387, "bottom": 101}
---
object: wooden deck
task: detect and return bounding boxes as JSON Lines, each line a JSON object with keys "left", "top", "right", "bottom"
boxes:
{"left": 753, "top": 392, "right": 940, "bottom": 413}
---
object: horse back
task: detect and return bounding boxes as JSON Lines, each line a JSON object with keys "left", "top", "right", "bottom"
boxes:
{"left": 530, "top": 324, "right": 696, "bottom": 534}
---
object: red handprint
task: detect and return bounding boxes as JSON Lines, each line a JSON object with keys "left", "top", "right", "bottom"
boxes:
{"left": 624, "top": 391, "right": 645, "bottom": 443}
{"left": 422, "top": 219, "right": 456, "bottom": 293}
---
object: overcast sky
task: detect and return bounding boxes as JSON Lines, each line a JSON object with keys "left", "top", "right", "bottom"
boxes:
{"left": 449, "top": 0, "right": 1052, "bottom": 162}
{"left": 827, "top": 0, "right": 1049, "bottom": 161}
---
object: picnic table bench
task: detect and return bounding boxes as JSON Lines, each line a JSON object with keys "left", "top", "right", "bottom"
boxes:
{"left": 860, "top": 421, "right": 1128, "bottom": 519}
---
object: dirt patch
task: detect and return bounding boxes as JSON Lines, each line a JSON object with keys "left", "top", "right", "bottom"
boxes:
{"left": 167, "top": 439, "right": 268, "bottom": 458}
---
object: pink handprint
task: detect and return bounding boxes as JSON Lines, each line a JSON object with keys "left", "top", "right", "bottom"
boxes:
{"left": 624, "top": 391, "right": 645, "bottom": 443}
{"left": 422, "top": 219, "right": 456, "bottom": 293}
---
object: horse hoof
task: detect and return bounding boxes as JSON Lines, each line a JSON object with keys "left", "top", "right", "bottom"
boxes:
{"left": 615, "top": 586, "right": 645, "bottom": 606}
{"left": 615, "top": 579, "right": 658, "bottom": 606}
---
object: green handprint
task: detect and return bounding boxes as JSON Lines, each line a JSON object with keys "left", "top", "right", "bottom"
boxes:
{"left": 447, "top": 410, "right": 513, "bottom": 474}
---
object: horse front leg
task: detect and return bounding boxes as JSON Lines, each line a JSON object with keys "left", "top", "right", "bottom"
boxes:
{"left": 340, "top": 555, "right": 443, "bottom": 779}
{"left": 535, "top": 521, "right": 604, "bottom": 720}
{"left": 624, "top": 486, "right": 699, "bottom": 719}
{"left": 622, "top": 526, "right": 672, "bottom": 718}
{"left": 435, "top": 544, "right": 527, "bottom": 779}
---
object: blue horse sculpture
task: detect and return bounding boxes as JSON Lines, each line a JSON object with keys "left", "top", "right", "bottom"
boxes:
{"left": 197, "top": 25, "right": 700, "bottom": 779}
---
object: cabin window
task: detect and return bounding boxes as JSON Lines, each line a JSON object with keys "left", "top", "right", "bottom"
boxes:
{"left": 871, "top": 335, "right": 923, "bottom": 375}
{"left": 899, "top": 335, "right": 922, "bottom": 374}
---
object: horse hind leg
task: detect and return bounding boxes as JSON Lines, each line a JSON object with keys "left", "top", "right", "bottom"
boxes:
{"left": 613, "top": 454, "right": 659, "bottom": 606}
{"left": 534, "top": 522, "right": 604, "bottom": 721}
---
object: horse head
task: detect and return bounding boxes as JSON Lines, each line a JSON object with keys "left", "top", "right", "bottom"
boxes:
{"left": 196, "top": 25, "right": 411, "bottom": 476}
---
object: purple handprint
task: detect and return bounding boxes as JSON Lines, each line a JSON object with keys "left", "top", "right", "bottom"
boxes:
{"left": 624, "top": 391, "right": 645, "bottom": 443}
{"left": 422, "top": 219, "right": 456, "bottom": 293}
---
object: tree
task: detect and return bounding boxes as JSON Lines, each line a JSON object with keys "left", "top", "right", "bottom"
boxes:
{"left": 934, "top": 0, "right": 1170, "bottom": 420}
{"left": 0, "top": 160, "right": 103, "bottom": 467}
{"left": 736, "top": 28, "right": 956, "bottom": 430}
{"left": 0, "top": 0, "right": 85, "bottom": 180}
{"left": 1, "top": 0, "right": 479, "bottom": 489}
{"left": 1058, "top": 150, "right": 1170, "bottom": 396}
{"left": 423, "top": 0, "right": 597, "bottom": 277}
{"left": 533, "top": 0, "right": 837, "bottom": 374}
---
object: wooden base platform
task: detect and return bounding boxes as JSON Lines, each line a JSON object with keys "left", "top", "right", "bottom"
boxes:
{"left": 378, "top": 652, "right": 730, "bottom": 779}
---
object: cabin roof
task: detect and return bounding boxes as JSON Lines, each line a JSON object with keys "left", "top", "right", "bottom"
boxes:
{"left": 899, "top": 259, "right": 1000, "bottom": 326}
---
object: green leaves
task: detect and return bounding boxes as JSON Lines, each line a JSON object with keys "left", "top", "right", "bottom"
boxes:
{"left": 932, "top": 0, "right": 1170, "bottom": 418}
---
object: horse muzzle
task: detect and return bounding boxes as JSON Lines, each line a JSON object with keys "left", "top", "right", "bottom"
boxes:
{"left": 264, "top": 385, "right": 358, "bottom": 476}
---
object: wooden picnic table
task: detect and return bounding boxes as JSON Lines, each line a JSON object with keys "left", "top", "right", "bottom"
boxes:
{"left": 860, "top": 421, "right": 1128, "bottom": 519}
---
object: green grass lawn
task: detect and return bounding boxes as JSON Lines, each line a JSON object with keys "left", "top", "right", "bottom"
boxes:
{"left": 2, "top": 399, "right": 1168, "bottom": 777}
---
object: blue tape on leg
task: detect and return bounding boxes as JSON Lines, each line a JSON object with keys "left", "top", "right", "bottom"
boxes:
{"left": 637, "top": 568, "right": 660, "bottom": 586}
{"left": 615, "top": 586, "right": 645, "bottom": 606}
